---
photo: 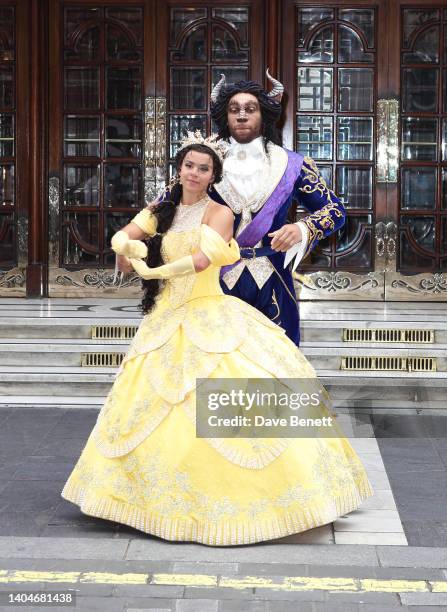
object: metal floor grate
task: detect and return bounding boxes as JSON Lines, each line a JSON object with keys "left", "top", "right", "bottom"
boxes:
{"left": 341, "top": 356, "right": 437, "bottom": 372}
{"left": 91, "top": 325, "right": 138, "bottom": 340}
{"left": 81, "top": 352, "right": 125, "bottom": 367}
{"left": 343, "top": 328, "right": 434, "bottom": 343}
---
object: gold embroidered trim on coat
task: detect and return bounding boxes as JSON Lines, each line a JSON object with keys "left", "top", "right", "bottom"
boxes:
{"left": 299, "top": 157, "right": 344, "bottom": 260}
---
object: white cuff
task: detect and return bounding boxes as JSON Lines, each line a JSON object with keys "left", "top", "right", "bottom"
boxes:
{"left": 283, "top": 221, "right": 309, "bottom": 271}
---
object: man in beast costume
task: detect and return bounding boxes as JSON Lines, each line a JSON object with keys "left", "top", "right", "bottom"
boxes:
{"left": 209, "top": 71, "right": 346, "bottom": 346}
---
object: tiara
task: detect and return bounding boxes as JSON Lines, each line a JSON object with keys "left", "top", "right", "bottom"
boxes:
{"left": 178, "top": 130, "right": 229, "bottom": 162}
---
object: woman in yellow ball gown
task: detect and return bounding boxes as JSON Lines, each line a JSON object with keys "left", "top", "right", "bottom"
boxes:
{"left": 61, "top": 136, "right": 372, "bottom": 546}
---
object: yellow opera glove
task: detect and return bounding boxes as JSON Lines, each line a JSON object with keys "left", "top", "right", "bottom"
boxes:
{"left": 111, "top": 230, "right": 148, "bottom": 260}
{"left": 131, "top": 208, "right": 158, "bottom": 236}
{"left": 130, "top": 255, "right": 195, "bottom": 280}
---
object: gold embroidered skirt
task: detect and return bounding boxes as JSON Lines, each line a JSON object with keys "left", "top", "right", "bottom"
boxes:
{"left": 61, "top": 292, "right": 372, "bottom": 546}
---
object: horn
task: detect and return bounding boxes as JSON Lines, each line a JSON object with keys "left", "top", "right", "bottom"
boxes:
{"left": 266, "top": 67, "right": 284, "bottom": 99}
{"left": 211, "top": 73, "right": 226, "bottom": 102}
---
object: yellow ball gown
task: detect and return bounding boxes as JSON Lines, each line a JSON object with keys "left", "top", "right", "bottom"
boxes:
{"left": 61, "top": 199, "right": 373, "bottom": 546}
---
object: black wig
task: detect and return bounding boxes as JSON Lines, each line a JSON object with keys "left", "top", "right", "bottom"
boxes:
{"left": 210, "top": 80, "right": 282, "bottom": 149}
{"left": 140, "top": 143, "right": 223, "bottom": 315}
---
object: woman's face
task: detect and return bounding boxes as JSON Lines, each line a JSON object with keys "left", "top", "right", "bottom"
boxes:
{"left": 179, "top": 150, "right": 215, "bottom": 196}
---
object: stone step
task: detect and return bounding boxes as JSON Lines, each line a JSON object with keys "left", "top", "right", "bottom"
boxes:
{"left": 0, "top": 368, "right": 446, "bottom": 408}
{"left": 0, "top": 395, "right": 104, "bottom": 408}
{"left": 0, "top": 341, "right": 445, "bottom": 370}
{"left": 0, "top": 342, "right": 129, "bottom": 366}
{"left": 0, "top": 320, "right": 138, "bottom": 339}
{"left": 0, "top": 368, "right": 115, "bottom": 397}
{"left": 1, "top": 318, "right": 446, "bottom": 344}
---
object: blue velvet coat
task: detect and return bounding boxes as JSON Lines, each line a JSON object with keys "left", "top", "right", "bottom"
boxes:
{"left": 210, "top": 155, "right": 346, "bottom": 346}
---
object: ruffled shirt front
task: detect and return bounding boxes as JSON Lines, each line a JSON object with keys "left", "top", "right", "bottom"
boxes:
{"left": 219, "top": 137, "right": 309, "bottom": 285}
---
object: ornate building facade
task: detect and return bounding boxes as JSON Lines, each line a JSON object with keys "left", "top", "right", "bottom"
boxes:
{"left": 1, "top": 0, "right": 446, "bottom": 300}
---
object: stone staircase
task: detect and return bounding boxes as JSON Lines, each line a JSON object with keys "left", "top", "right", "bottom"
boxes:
{"left": 0, "top": 299, "right": 446, "bottom": 409}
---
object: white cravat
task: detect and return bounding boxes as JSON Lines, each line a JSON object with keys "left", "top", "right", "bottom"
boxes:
{"left": 223, "top": 136, "right": 267, "bottom": 201}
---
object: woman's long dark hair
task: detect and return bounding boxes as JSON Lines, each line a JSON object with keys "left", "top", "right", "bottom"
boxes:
{"left": 140, "top": 143, "right": 223, "bottom": 315}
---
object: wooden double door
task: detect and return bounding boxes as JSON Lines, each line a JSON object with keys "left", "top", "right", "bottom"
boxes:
{"left": 1, "top": 0, "right": 447, "bottom": 300}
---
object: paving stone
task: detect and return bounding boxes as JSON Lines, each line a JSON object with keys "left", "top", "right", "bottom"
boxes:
{"left": 272, "top": 524, "right": 334, "bottom": 544}
{"left": 360, "top": 489, "right": 399, "bottom": 511}
{"left": 334, "top": 532, "right": 407, "bottom": 545}
{"left": 126, "top": 542, "right": 379, "bottom": 566}
{"left": 0, "top": 608, "right": 70, "bottom": 612}
{"left": 400, "top": 592, "right": 447, "bottom": 606}
{"left": 183, "top": 587, "right": 255, "bottom": 600}
{"left": 46, "top": 418, "right": 97, "bottom": 440}
{"left": 401, "top": 607, "right": 447, "bottom": 612}
{"left": 0, "top": 459, "right": 25, "bottom": 480}
{"left": 50, "top": 594, "right": 123, "bottom": 612}
{"left": 219, "top": 601, "right": 267, "bottom": 611}
{"left": 419, "top": 416, "right": 447, "bottom": 438}
{"left": 121, "top": 598, "right": 175, "bottom": 610}
{"left": 403, "top": 521, "right": 447, "bottom": 548}
{"left": 364, "top": 469, "right": 392, "bottom": 489}
{"left": 172, "top": 562, "right": 239, "bottom": 575}
{"left": 40, "top": 523, "right": 119, "bottom": 538}
{"left": 265, "top": 603, "right": 313, "bottom": 612}
{"left": 0, "top": 583, "right": 47, "bottom": 592}
{"left": 0, "top": 558, "right": 40, "bottom": 570}
{"left": 12, "top": 458, "right": 74, "bottom": 481}
{"left": 0, "top": 408, "right": 13, "bottom": 423}
{"left": 127, "top": 609, "right": 172, "bottom": 612}
{"left": 237, "top": 563, "right": 310, "bottom": 577}
{"left": 378, "top": 444, "right": 446, "bottom": 474}
{"left": 69, "top": 583, "right": 115, "bottom": 596}
{"left": 0, "top": 536, "right": 128, "bottom": 560}
{"left": 333, "top": 510, "right": 403, "bottom": 533}
{"left": 347, "top": 436, "right": 380, "bottom": 451}
{"left": 373, "top": 415, "right": 428, "bottom": 438}
{"left": 315, "top": 605, "right": 407, "bottom": 612}
{"left": 0, "top": 509, "right": 57, "bottom": 537}
{"left": 377, "top": 546, "right": 447, "bottom": 569}
{"left": 0, "top": 480, "right": 63, "bottom": 512}
{"left": 44, "top": 498, "right": 119, "bottom": 533}
{"left": 0, "top": 480, "right": 10, "bottom": 496}
{"left": 175, "top": 599, "right": 218, "bottom": 612}
{"left": 253, "top": 588, "right": 325, "bottom": 601}
{"left": 324, "top": 591, "right": 401, "bottom": 605}
{"left": 0, "top": 558, "right": 172, "bottom": 574}
{"left": 374, "top": 566, "right": 445, "bottom": 581}
{"left": 0, "top": 436, "right": 42, "bottom": 458}
{"left": 313, "top": 604, "right": 360, "bottom": 612}
{"left": 114, "top": 585, "right": 184, "bottom": 598}
{"left": 389, "top": 471, "right": 447, "bottom": 504}
{"left": 31, "top": 437, "right": 87, "bottom": 460}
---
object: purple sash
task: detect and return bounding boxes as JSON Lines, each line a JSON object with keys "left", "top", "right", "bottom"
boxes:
{"left": 220, "top": 149, "right": 304, "bottom": 276}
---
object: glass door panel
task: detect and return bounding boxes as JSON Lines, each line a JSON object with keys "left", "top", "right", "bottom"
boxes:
{"left": 165, "top": 5, "right": 257, "bottom": 176}
{"left": 0, "top": 4, "right": 26, "bottom": 296}
{"left": 48, "top": 2, "right": 145, "bottom": 296}
{"left": 48, "top": 0, "right": 262, "bottom": 297}
{"left": 385, "top": 3, "right": 447, "bottom": 300}
{"left": 283, "top": 1, "right": 385, "bottom": 300}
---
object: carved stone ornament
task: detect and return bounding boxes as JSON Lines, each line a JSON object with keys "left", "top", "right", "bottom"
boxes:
{"left": 0, "top": 268, "right": 26, "bottom": 288}
{"left": 391, "top": 273, "right": 447, "bottom": 295}
{"left": 295, "top": 271, "right": 383, "bottom": 301}
{"left": 55, "top": 269, "right": 141, "bottom": 289}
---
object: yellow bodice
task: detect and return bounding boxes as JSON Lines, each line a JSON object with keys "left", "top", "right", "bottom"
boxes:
{"left": 161, "top": 224, "right": 239, "bottom": 309}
